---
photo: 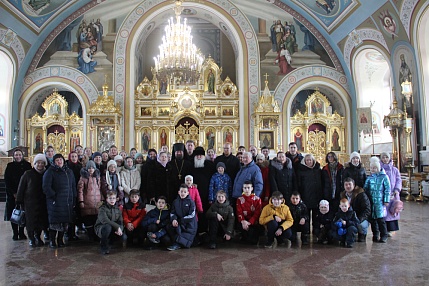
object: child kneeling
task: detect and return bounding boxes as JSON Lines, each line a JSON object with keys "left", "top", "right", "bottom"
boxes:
{"left": 122, "top": 189, "right": 146, "bottom": 246}
{"left": 141, "top": 196, "right": 171, "bottom": 249}
{"left": 206, "top": 190, "right": 234, "bottom": 249}
{"left": 259, "top": 191, "right": 293, "bottom": 248}
{"left": 331, "top": 198, "right": 360, "bottom": 248}
{"left": 95, "top": 190, "right": 123, "bottom": 254}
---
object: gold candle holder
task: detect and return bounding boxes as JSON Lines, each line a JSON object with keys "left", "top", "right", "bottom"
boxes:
{"left": 404, "top": 163, "right": 415, "bottom": 201}
{"left": 415, "top": 180, "right": 428, "bottom": 202}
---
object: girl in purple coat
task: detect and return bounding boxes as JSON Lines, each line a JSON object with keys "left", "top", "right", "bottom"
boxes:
{"left": 380, "top": 152, "right": 402, "bottom": 234}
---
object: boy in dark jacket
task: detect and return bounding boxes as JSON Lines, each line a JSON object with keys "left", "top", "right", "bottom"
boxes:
{"left": 95, "top": 190, "right": 123, "bottom": 255}
{"left": 166, "top": 184, "right": 197, "bottom": 250}
{"left": 288, "top": 191, "right": 310, "bottom": 245}
{"left": 122, "top": 189, "right": 146, "bottom": 246}
{"left": 331, "top": 198, "right": 360, "bottom": 248}
{"left": 206, "top": 190, "right": 234, "bottom": 249}
{"left": 314, "top": 200, "right": 334, "bottom": 244}
{"left": 141, "top": 196, "right": 171, "bottom": 249}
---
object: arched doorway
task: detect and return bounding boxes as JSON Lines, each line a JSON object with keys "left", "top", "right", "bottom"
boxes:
{"left": 175, "top": 117, "right": 199, "bottom": 144}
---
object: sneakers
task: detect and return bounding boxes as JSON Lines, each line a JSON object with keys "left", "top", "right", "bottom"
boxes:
{"left": 346, "top": 243, "right": 353, "bottom": 248}
{"left": 379, "top": 236, "right": 388, "bottom": 243}
{"left": 167, "top": 243, "right": 181, "bottom": 251}
{"left": 387, "top": 232, "right": 393, "bottom": 237}
{"left": 264, "top": 242, "right": 274, "bottom": 248}
{"left": 147, "top": 232, "right": 160, "bottom": 244}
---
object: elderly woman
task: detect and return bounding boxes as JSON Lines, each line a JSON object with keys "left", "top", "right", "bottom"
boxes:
{"left": 43, "top": 154, "right": 76, "bottom": 248}
{"left": 297, "top": 153, "right": 323, "bottom": 235}
{"left": 380, "top": 152, "right": 402, "bottom": 235}
{"left": 16, "top": 154, "right": 49, "bottom": 247}
{"left": 147, "top": 151, "right": 170, "bottom": 202}
{"left": 321, "top": 152, "right": 344, "bottom": 211}
{"left": 256, "top": 153, "right": 270, "bottom": 206}
{"left": 206, "top": 148, "right": 216, "bottom": 162}
{"left": 343, "top": 151, "right": 367, "bottom": 188}
{"left": 4, "top": 148, "right": 32, "bottom": 240}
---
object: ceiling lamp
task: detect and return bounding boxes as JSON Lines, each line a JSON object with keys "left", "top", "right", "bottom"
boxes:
{"left": 153, "top": 0, "right": 204, "bottom": 84}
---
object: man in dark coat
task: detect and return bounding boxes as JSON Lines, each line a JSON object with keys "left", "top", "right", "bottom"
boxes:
{"left": 341, "top": 177, "right": 371, "bottom": 242}
{"left": 285, "top": 142, "right": 303, "bottom": 176}
{"left": 214, "top": 142, "right": 241, "bottom": 183}
{"left": 43, "top": 154, "right": 76, "bottom": 248}
{"left": 190, "top": 146, "right": 216, "bottom": 232}
{"left": 4, "top": 148, "right": 32, "bottom": 240}
{"left": 167, "top": 143, "right": 192, "bottom": 198}
{"left": 140, "top": 148, "right": 157, "bottom": 203}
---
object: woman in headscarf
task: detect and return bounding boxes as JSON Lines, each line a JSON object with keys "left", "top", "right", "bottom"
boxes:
{"left": 16, "top": 154, "right": 49, "bottom": 247}
{"left": 4, "top": 148, "right": 32, "bottom": 240}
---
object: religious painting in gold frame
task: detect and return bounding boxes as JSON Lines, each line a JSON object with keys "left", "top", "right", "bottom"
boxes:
{"left": 141, "top": 107, "right": 152, "bottom": 117}
{"left": 221, "top": 106, "right": 234, "bottom": 116}
{"left": 158, "top": 107, "right": 170, "bottom": 116}
{"left": 69, "top": 128, "right": 82, "bottom": 151}
{"left": 140, "top": 127, "right": 152, "bottom": 154}
{"left": 259, "top": 131, "right": 274, "bottom": 149}
{"left": 204, "top": 107, "right": 216, "bottom": 117}
{"left": 32, "top": 128, "right": 44, "bottom": 154}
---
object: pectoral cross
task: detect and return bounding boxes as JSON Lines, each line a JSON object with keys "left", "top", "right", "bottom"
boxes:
{"left": 178, "top": 174, "right": 182, "bottom": 180}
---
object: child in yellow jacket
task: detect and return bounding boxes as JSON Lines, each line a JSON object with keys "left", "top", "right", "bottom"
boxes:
{"left": 259, "top": 191, "right": 294, "bottom": 248}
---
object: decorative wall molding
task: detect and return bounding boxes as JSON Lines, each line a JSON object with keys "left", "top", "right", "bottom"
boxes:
{"left": 0, "top": 28, "right": 25, "bottom": 68}
{"left": 400, "top": 0, "right": 419, "bottom": 38}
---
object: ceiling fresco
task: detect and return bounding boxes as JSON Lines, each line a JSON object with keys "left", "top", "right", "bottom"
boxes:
{"left": 3, "top": 0, "right": 76, "bottom": 32}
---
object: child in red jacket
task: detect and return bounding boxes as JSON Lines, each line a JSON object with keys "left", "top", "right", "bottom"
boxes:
{"left": 184, "top": 175, "right": 203, "bottom": 220}
{"left": 122, "top": 189, "right": 146, "bottom": 246}
{"left": 236, "top": 180, "right": 262, "bottom": 245}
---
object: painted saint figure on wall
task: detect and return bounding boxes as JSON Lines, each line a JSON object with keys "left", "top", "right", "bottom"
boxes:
{"left": 224, "top": 129, "right": 233, "bottom": 144}
{"left": 331, "top": 129, "right": 340, "bottom": 151}
{"left": 207, "top": 69, "right": 215, "bottom": 93}
{"left": 160, "top": 129, "right": 167, "bottom": 147}
{"left": 206, "top": 128, "right": 215, "bottom": 150}
{"left": 142, "top": 129, "right": 150, "bottom": 152}
{"left": 294, "top": 129, "right": 303, "bottom": 151}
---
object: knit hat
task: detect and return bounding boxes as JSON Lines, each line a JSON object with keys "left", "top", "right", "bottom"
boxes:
{"left": 369, "top": 156, "right": 380, "bottom": 171}
{"left": 193, "top": 146, "right": 205, "bottom": 156}
{"left": 53, "top": 153, "right": 65, "bottom": 162}
{"left": 350, "top": 151, "right": 360, "bottom": 161}
{"left": 86, "top": 160, "right": 96, "bottom": 170}
{"left": 380, "top": 152, "right": 390, "bottom": 160}
{"left": 107, "top": 160, "right": 117, "bottom": 169}
{"left": 135, "top": 152, "right": 143, "bottom": 160}
{"left": 216, "top": 162, "right": 226, "bottom": 170}
{"left": 114, "top": 155, "right": 123, "bottom": 161}
{"left": 256, "top": 153, "right": 265, "bottom": 161}
{"left": 33, "top": 154, "right": 47, "bottom": 166}
{"left": 319, "top": 200, "right": 329, "bottom": 207}
{"left": 92, "top": 151, "right": 102, "bottom": 160}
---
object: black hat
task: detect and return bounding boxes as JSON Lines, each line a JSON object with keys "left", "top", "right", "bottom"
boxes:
{"left": 92, "top": 151, "right": 102, "bottom": 160}
{"left": 193, "top": 146, "right": 205, "bottom": 156}
{"left": 216, "top": 162, "right": 226, "bottom": 170}
{"left": 53, "top": 154, "right": 65, "bottom": 162}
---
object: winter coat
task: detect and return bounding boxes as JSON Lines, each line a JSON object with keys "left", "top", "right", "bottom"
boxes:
{"left": 122, "top": 199, "right": 146, "bottom": 228}
{"left": 343, "top": 162, "right": 367, "bottom": 188}
{"left": 15, "top": 168, "right": 48, "bottom": 232}
{"left": 78, "top": 168, "right": 102, "bottom": 217}
{"left": 141, "top": 205, "right": 170, "bottom": 229}
{"left": 322, "top": 162, "right": 344, "bottom": 204}
{"left": 214, "top": 154, "right": 241, "bottom": 183}
{"left": 66, "top": 160, "right": 83, "bottom": 186}
{"left": 340, "top": 186, "right": 371, "bottom": 223}
{"left": 285, "top": 151, "right": 304, "bottom": 175}
{"left": 257, "top": 161, "right": 271, "bottom": 203}
{"left": 120, "top": 167, "right": 141, "bottom": 195}
{"left": 332, "top": 209, "right": 360, "bottom": 230}
{"left": 42, "top": 164, "right": 76, "bottom": 224}
{"left": 95, "top": 202, "right": 123, "bottom": 237}
{"left": 314, "top": 210, "right": 334, "bottom": 230}
{"left": 297, "top": 159, "right": 323, "bottom": 209}
{"left": 287, "top": 201, "right": 309, "bottom": 228}
{"left": 101, "top": 171, "right": 124, "bottom": 206}
{"left": 259, "top": 197, "right": 294, "bottom": 231}
{"left": 190, "top": 160, "right": 216, "bottom": 211}
{"left": 233, "top": 161, "right": 263, "bottom": 198}
{"left": 147, "top": 161, "right": 171, "bottom": 202}
{"left": 188, "top": 185, "right": 203, "bottom": 215}
{"left": 170, "top": 195, "right": 197, "bottom": 248}
{"left": 363, "top": 169, "right": 391, "bottom": 219}
{"left": 236, "top": 193, "right": 262, "bottom": 225}
{"left": 270, "top": 158, "right": 296, "bottom": 200}
{"left": 208, "top": 172, "right": 232, "bottom": 202}
{"left": 206, "top": 199, "right": 235, "bottom": 235}
{"left": 380, "top": 160, "right": 402, "bottom": 192}
{"left": 4, "top": 159, "right": 32, "bottom": 220}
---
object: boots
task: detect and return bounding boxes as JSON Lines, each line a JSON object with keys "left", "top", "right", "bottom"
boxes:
{"left": 18, "top": 226, "right": 27, "bottom": 240}
{"left": 301, "top": 234, "right": 309, "bottom": 245}
{"left": 11, "top": 223, "right": 19, "bottom": 241}
{"left": 28, "top": 230, "right": 36, "bottom": 247}
{"left": 57, "top": 231, "right": 65, "bottom": 247}
{"left": 49, "top": 230, "right": 57, "bottom": 248}
{"left": 34, "top": 231, "right": 44, "bottom": 247}
{"left": 358, "top": 233, "right": 367, "bottom": 242}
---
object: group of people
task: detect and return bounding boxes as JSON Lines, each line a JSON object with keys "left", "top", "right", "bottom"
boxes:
{"left": 4, "top": 140, "right": 403, "bottom": 254}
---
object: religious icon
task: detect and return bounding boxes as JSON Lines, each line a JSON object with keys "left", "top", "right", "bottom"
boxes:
{"left": 207, "top": 69, "right": 215, "bottom": 93}
{"left": 331, "top": 129, "right": 340, "bottom": 151}
{"left": 224, "top": 128, "right": 233, "bottom": 144}
{"left": 360, "top": 113, "right": 368, "bottom": 123}
{"left": 259, "top": 131, "right": 273, "bottom": 148}
{"left": 311, "top": 98, "right": 323, "bottom": 114}
{"left": 160, "top": 129, "right": 167, "bottom": 147}
{"left": 206, "top": 128, "right": 215, "bottom": 150}
{"left": 34, "top": 132, "right": 43, "bottom": 153}
{"left": 142, "top": 129, "right": 151, "bottom": 152}
{"left": 379, "top": 10, "right": 397, "bottom": 40}
{"left": 294, "top": 129, "right": 303, "bottom": 151}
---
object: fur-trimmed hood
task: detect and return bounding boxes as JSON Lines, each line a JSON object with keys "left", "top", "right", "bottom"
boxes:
{"left": 270, "top": 157, "right": 292, "bottom": 170}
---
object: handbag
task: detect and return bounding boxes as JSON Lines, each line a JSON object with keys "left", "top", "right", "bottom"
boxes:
{"left": 10, "top": 205, "right": 25, "bottom": 226}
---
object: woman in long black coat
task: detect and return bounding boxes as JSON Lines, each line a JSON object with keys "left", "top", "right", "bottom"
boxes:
{"left": 4, "top": 148, "right": 32, "bottom": 240}
{"left": 269, "top": 152, "right": 296, "bottom": 200}
{"left": 43, "top": 154, "right": 76, "bottom": 248}
{"left": 321, "top": 152, "right": 344, "bottom": 212}
{"left": 147, "top": 152, "right": 171, "bottom": 202}
{"left": 16, "top": 154, "right": 49, "bottom": 247}
{"left": 297, "top": 153, "right": 323, "bottom": 235}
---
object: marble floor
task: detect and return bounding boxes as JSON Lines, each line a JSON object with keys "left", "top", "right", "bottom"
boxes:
{"left": 1, "top": 200, "right": 429, "bottom": 286}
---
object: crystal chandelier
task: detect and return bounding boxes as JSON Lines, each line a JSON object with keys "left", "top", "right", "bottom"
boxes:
{"left": 153, "top": 0, "right": 204, "bottom": 84}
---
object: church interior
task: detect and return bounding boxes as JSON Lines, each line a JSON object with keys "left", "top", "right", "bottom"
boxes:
{"left": 1, "top": 0, "right": 429, "bottom": 284}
